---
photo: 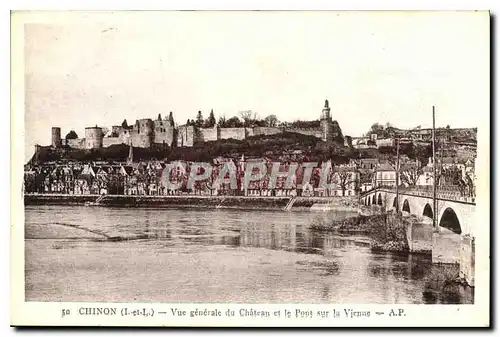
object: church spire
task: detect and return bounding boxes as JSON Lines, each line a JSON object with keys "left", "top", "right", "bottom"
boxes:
{"left": 127, "top": 141, "right": 133, "bottom": 164}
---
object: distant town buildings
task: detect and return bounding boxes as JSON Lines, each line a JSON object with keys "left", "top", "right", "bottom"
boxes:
{"left": 28, "top": 99, "right": 478, "bottom": 199}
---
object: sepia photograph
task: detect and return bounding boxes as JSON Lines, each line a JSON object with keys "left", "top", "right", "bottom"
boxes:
{"left": 10, "top": 10, "right": 490, "bottom": 327}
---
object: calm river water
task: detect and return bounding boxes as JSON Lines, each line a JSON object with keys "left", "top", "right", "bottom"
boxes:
{"left": 25, "top": 205, "right": 473, "bottom": 304}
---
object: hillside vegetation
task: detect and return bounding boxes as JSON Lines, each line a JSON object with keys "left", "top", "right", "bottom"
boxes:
{"left": 29, "top": 131, "right": 432, "bottom": 165}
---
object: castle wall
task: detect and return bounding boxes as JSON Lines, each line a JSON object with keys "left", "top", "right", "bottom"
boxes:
{"left": 288, "top": 128, "right": 323, "bottom": 139}
{"left": 199, "top": 126, "right": 220, "bottom": 142}
{"left": 103, "top": 137, "right": 123, "bottom": 147}
{"left": 118, "top": 128, "right": 131, "bottom": 144}
{"left": 128, "top": 119, "right": 154, "bottom": 148}
{"left": 65, "top": 138, "right": 86, "bottom": 149}
{"left": 220, "top": 128, "right": 246, "bottom": 140}
{"left": 252, "top": 127, "right": 282, "bottom": 137}
{"left": 177, "top": 125, "right": 196, "bottom": 147}
{"left": 130, "top": 133, "right": 152, "bottom": 148}
{"left": 153, "top": 126, "right": 175, "bottom": 146}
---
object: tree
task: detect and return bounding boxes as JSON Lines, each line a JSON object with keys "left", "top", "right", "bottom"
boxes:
{"left": 196, "top": 111, "right": 204, "bottom": 127}
{"left": 239, "top": 110, "right": 258, "bottom": 126}
{"left": 413, "top": 144, "right": 432, "bottom": 166}
{"left": 218, "top": 115, "right": 226, "bottom": 127}
{"left": 121, "top": 119, "right": 128, "bottom": 128}
{"left": 65, "top": 130, "right": 78, "bottom": 140}
{"left": 290, "top": 120, "right": 320, "bottom": 129}
{"left": 399, "top": 164, "right": 422, "bottom": 186}
{"left": 204, "top": 109, "right": 216, "bottom": 128}
{"left": 334, "top": 169, "right": 357, "bottom": 196}
{"left": 224, "top": 116, "right": 244, "bottom": 128}
{"left": 438, "top": 166, "right": 462, "bottom": 186}
{"left": 367, "top": 123, "right": 384, "bottom": 137}
{"left": 264, "top": 115, "right": 279, "bottom": 127}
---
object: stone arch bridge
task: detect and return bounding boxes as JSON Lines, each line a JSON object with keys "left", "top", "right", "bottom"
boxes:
{"left": 359, "top": 187, "right": 476, "bottom": 236}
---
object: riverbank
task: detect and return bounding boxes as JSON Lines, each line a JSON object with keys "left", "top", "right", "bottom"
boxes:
{"left": 24, "top": 193, "right": 358, "bottom": 212}
{"left": 310, "top": 212, "right": 410, "bottom": 253}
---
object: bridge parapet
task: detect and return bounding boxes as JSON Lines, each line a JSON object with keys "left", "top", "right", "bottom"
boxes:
{"left": 361, "top": 186, "right": 475, "bottom": 204}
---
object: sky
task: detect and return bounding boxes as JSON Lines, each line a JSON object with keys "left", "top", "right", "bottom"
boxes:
{"left": 21, "top": 11, "right": 489, "bottom": 161}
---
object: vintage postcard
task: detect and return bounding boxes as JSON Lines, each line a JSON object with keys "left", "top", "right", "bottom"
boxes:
{"left": 10, "top": 10, "right": 490, "bottom": 327}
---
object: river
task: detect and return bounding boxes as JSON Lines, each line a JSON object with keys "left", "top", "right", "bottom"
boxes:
{"left": 24, "top": 205, "right": 473, "bottom": 304}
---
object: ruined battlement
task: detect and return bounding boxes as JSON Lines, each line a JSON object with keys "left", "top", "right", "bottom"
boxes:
{"left": 50, "top": 99, "right": 342, "bottom": 150}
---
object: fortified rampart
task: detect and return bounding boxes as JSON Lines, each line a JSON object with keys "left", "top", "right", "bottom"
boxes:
{"left": 62, "top": 138, "right": 86, "bottom": 149}
{"left": 50, "top": 99, "right": 342, "bottom": 150}
{"left": 199, "top": 125, "right": 220, "bottom": 142}
{"left": 220, "top": 127, "right": 247, "bottom": 141}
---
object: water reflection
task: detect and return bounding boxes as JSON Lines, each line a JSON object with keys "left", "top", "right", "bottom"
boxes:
{"left": 25, "top": 206, "right": 474, "bottom": 304}
{"left": 240, "top": 222, "right": 297, "bottom": 251}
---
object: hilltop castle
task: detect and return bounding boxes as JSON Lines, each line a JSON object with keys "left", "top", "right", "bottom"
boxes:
{"left": 50, "top": 99, "right": 343, "bottom": 150}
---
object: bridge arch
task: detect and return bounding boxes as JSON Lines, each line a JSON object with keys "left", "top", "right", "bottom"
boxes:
{"left": 402, "top": 199, "right": 411, "bottom": 213}
{"left": 392, "top": 197, "right": 397, "bottom": 209}
{"left": 377, "top": 194, "right": 383, "bottom": 206}
{"left": 439, "top": 207, "right": 462, "bottom": 234}
{"left": 422, "top": 203, "right": 433, "bottom": 220}
{"left": 372, "top": 194, "right": 376, "bottom": 205}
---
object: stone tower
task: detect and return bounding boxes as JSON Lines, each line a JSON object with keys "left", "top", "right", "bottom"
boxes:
{"left": 85, "top": 126, "right": 104, "bottom": 149}
{"left": 320, "top": 99, "right": 333, "bottom": 142}
{"left": 51, "top": 127, "right": 62, "bottom": 148}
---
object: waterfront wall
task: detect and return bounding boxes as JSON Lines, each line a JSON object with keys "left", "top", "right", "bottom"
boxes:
{"left": 24, "top": 194, "right": 291, "bottom": 210}
{"left": 24, "top": 194, "right": 358, "bottom": 212}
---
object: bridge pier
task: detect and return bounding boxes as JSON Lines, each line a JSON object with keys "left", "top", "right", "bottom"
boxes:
{"left": 405, "top": 217, "right": 433, "bottom": 254}
{"left": 360, "top": 187, "right": 476, "bottom": 287}
{"left": 459, "top": 235, "right": 475, "bottom": 287}
{"left": 431, "top": 230, "right": 475, "bottom": 287}
{"left": 432, "top": 230, "right": 462, "bottom": 264}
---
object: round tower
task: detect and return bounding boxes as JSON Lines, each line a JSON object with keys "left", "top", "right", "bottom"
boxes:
{"left": 51, "top": 127, "right": 62, "bottom": 148}
{"left": 85, "top": 126, "right": 104, "bottom": 149}
{"left": 320, "top": 99, "right": 333, "bottom": 142}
